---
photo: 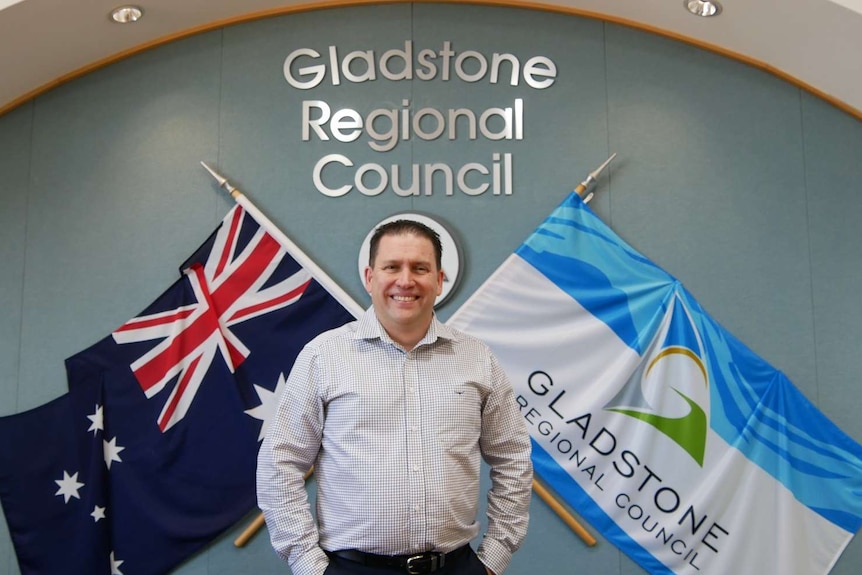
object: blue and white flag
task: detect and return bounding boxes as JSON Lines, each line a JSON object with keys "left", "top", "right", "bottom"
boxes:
{"left": 448, "top": 192, "right": 862, "bottom": 575}
{"left": 0, "top": 204, "right": 354, "bottom": 574}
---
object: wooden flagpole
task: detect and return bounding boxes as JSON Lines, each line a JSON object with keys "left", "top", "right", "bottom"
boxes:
{"left": 532, "top": 480, "right": 597, "bottom": 546}
{"left": 200, "top": 162, "right": 601, "bottom": 549}
{"left": 233, "top": 513, "right": 266, "bottom": 548}
{"left": 523, "top": 153, "right": 615, "bottom": 548}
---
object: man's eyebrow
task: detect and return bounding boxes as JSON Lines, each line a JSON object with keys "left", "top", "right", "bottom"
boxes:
{"left": 377, "top": 257, "right": 433, "bottom": 266}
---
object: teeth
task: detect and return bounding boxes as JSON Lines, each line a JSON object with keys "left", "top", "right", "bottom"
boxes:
{"left": 392, "top": 295, "right": 415, "bottom": 302}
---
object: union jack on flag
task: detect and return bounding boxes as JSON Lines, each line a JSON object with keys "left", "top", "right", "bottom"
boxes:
{"left": 113, "top": 205, "right": 313, "bottom": 431}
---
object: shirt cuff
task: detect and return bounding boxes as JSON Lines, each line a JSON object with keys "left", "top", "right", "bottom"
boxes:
{"left": 477, "top": 537, "right": 512, "bottom": 574}
{"left": 290, "top": 546, "right": 330, "bottom": 575}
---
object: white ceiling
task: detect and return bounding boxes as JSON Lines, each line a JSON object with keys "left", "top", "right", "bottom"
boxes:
{"left": 2, "top": 0, "right": 862, "bottom": 118}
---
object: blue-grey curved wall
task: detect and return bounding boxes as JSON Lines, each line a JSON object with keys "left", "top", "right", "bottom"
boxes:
{"left": 1, "top": 3, "right": 861, "bottom": 574}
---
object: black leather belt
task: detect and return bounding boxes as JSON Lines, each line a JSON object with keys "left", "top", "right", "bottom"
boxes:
{"left": 328, "top": 544, "right": 469, "bottom": 574}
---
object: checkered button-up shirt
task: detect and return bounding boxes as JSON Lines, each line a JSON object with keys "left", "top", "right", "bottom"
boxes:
{"left": 257, "top": 308, "right": 532, "bottom": 575}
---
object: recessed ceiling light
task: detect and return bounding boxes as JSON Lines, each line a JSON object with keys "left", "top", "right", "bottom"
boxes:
{"left": 685, "top": 0, "right": 722, "bottom": 17}
{"left": 110, "top": 6, "right": 143, "bottom": 24}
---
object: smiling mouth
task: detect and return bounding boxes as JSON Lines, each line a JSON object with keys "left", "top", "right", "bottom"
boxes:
{"left": 391, "top": 295, "right": 418, "bottom": 302}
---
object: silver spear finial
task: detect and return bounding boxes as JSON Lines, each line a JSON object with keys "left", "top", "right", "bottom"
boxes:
{"left": 201, "top": 161, "right": 240, "bottom": 199}
{"left": 575, "top": 153, "right": 617, "bottom": 203}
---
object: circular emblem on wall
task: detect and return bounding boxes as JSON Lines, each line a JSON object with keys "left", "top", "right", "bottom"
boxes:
{"left": 358, "top": 212, "right": 463, "bottom": 309}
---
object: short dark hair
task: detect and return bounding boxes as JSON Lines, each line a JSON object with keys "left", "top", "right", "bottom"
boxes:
{"left": 369, "top": 219, "right": 442, "bottom": 270}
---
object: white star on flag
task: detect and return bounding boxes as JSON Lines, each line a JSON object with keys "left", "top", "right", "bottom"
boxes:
{"left": 54, "top": 471, "right": 84, "bottom": 503}
{"left": 245, "top": 372, "right": 287, "bottom": 441}
{"left": 103, "top": 437, "right": 125, "bottom": 470}
{"left": 87, "top": 404, "right": 104, "bottom": 436}
{"left": 110, "top": 551, "right": 124, "bottom": 575}
{"left": 91, "top": 505, "right": 106, "bottom": 522}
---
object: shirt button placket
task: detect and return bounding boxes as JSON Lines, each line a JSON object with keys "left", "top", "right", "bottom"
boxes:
{"left": 404, "top": 351, "right": 425, "bottom": 548}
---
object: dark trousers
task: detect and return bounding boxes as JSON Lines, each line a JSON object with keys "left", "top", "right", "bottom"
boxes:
{"left": 323, "top": 546, "right": 488, "bottom": 575}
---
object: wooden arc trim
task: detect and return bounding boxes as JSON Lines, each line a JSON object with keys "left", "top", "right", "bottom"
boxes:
{"left": 1, "top": 0, "right": 859, "bottom": 121}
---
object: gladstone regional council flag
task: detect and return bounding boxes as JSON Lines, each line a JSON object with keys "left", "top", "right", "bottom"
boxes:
{"left": 447, "top": 191, "right": 862, "bottom": 575}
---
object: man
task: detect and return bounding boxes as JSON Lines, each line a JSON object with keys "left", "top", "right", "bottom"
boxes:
{"left": 257, "top": 220, "right": 532, "bottom": 575}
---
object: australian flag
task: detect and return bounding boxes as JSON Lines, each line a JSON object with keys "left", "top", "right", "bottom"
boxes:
{"left": 0, "top": 204, "right": 355, "bottom": 574}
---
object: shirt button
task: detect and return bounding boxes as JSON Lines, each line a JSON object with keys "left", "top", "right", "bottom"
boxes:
{"left": 412, "top": 465, "right": 419, "bottom": 472}
{"left": 407, "top": 386, "right": 415, "bottom": 393}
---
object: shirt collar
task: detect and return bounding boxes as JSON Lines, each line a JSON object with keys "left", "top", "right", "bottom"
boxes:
{"left": 355, "top": 306, "right": 460, "bottom": 347}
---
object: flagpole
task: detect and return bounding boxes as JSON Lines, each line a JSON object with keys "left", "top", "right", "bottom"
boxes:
{"left": 532, "top": 480, "right": 597, "bottom": 546}
{"left": 574, "top": 153, "right": 616, "bottom": 203}
{"left": 200, "top": 161, "right": 364, "bottom": 320}
{"left": 233, "top": 514, "right": 266, "bottom": 548}
{"left": 200, "top": 162, "right": 597, "bottom": 549}
{"left": 522, "top": 154, "right": 618, "bottom": 548}
{"left": 199, "top": 162, "right": 363, "bottom": 547}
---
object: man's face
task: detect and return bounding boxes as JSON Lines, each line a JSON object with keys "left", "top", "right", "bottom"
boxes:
{"left": 364, "top": 232, "right": 444, "bottom": 346}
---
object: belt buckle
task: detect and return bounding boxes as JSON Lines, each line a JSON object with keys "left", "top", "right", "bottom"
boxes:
{"left": 406, "top": 552, "right": 441, "bottom": 575}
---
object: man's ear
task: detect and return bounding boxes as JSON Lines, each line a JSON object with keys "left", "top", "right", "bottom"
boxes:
{"left": 363, "top": 266, "right": 373, "bottom": 293}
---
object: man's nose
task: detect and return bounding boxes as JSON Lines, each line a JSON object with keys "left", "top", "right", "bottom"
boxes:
{"left": 396, "top": 268, "right": 415, "bottom": 285}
